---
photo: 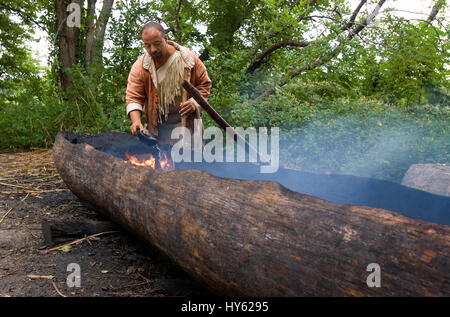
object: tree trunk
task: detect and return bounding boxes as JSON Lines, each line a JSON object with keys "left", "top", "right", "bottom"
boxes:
{"left": 52, "top": 131, "right": 450, "bottom": 296}
{"left": 85, "top": 0, "right": 114, "bottom": 69}
{"left": 55, "top": 0, "right": 82, "bottom": 91}
{"left": 85, "top": 0, "right": 97, "bottom": 68}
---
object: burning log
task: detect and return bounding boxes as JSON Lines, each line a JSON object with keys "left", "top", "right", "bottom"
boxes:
{"left": 52, "top": 131, "right": 450, "bottom": 296}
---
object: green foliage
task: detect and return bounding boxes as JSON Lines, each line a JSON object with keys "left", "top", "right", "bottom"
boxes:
{"left": 0, "top": 0, "right": 46, "bottom": 88}
{"left": 104, "top": 0, "right": 158, "bottom": 75}
{"left": 229, "top": 92, "right": 449, "bottom": 182}
{"left": 0, "top": 63, "right": 130, "bottom": 149}
{"left": 366, "top": 18, "right": 449, "bottom": 105}
{"left": 0, "top": 75, "right": 66, "bottom": 148}
{"left": 205, "top": 0, "right": 262, "bottom": 50}
{"left": 0, "top": 0, "right": 449, "bottom": 184}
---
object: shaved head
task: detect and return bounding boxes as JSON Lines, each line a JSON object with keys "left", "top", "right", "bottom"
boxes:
{"left": 141, "top": 21, "right": 165, "bottom": 36}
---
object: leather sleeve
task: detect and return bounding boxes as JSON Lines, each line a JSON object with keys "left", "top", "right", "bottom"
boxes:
{"left": 126, "top": 57, "right": 146, "bottom": 114}
{"left": 192, "top": 55, "right": 212, "bottom": 101}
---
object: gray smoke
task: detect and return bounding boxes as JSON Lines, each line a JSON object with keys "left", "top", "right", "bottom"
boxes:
{"left": 279, "top": 113, "right": 449, "bottom": 183}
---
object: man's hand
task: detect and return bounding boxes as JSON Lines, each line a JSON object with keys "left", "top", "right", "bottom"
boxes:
{"left": 129, "top": 110, "right": 144, "bottom": 136}
{"left": 179, "top": 100, "right": 196, "bottom": 117}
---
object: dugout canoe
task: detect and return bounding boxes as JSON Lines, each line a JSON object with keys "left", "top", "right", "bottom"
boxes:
{"left": 52, "top": 131, "right": 450, "bottom": 296}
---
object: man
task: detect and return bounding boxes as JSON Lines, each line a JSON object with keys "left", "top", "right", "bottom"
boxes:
{"left": 126, "top": 22, "right": 212, "bottom": 145}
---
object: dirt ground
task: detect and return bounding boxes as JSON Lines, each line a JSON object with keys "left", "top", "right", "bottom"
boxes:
{"left": 0, "top": 149, "right": 212, "bottom": 297}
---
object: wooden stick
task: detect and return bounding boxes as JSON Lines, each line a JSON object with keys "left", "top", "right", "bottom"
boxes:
{"left": 138, "top": 272, "right": 152, "bottom": 283}
{"left": 27, "top": 274, "right": 54, "bottom": 280}
{"left": 181, "top": 68, "right": 191, "bottom": 128}
{"left": 182, "top": 80, "right": 267, "bottom": 162}
{"left": 42, "top": 231, "right": 120, "bottom": 254}
{"left": 0, "top": 181, "right": 37, "bottom": 190}
{"left": 0, "top": 188, "right": 68, "bottom": 195}
{"left": 0, "top": 208, "right": 13, "bottom": 224}
{"left": 52, "top": 281, "right": 67, "bottom": 297}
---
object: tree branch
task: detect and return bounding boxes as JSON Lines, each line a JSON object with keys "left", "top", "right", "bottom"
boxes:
{"left": 175, "top": 0, "right": 184, "bottom": 44}
{"left": 343, "top": 0, "right": 367, "bottom": 30}
{"left": 94, "top": 0, "right": 115, "bottom": 64}
{"left": 0, "top": 2, "right": 45, "bottom": 28}
{"left": 257, "top": 0, "right": 387, "bottom": 99}
{"left": 247, "top": 40, "right": 310, "bottom": 74}
{"left": 246, "top": 0, "right": 368, "bottom": 75}
{"left": 428, "top": 0, "right": 446, "bottom": 22}
{"left": 95, "top": 0, "right": 115, "bottom": 39}
{"left": 349, "top": 0, "right": 386, "bottom": 38}
{"left": 249, "top": 0, "right": 317, "bottom": 56}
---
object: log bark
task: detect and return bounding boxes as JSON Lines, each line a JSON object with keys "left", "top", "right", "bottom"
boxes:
{"left": 52, "top": 132, "right": 450, "bottom": 296}
{"left": 41, "top": 218, "right": 119, "bottom": 246}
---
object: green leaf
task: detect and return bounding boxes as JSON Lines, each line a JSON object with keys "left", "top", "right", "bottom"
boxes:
{"left": 58, "top": 245, "right": 72, "bottom": 253}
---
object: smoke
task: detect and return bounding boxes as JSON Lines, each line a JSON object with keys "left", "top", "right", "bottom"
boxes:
{"left": 278, "top": 112, "right": 449, "bottom": 183}
{"left": 68, "top": 130, "right": 450, "bottom": 225}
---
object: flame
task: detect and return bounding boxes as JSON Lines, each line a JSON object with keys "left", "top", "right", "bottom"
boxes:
{"left": 125, "top": 151, "right": 156, "bottom": 169}
{"left": 159, "top": 152, "right": 174, "bottom": 171}
{"left": 124, "top": 151, "right": 174, "bottom": 171}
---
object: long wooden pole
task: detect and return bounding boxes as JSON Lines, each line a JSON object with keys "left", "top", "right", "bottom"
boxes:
{"left": 182, "top": 80, "right": 264, "bottom": 161}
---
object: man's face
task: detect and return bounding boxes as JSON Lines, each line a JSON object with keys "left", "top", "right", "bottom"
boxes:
{"left": 142, "top": 28, "right": 168, "bottom": 61}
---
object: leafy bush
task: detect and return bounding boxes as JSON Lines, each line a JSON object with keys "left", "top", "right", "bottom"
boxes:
{"left": 0, "top": 65, "right": 130, "bottom": 149}
{"left": 229, "top": 94, "right": 449, "bottom": 182}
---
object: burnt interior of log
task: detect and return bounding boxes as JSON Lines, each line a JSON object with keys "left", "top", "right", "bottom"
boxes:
{"left": 63, "top": 131, "right": 450, "bottom": 226}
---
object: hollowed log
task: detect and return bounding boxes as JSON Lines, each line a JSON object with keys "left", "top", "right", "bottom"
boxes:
{"left": 52, "top": 131, "right": 450, "bottom": 296}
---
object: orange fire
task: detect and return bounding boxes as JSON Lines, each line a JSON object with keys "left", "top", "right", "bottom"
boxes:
{"left": 125, "top": 151, "right": 156, "bottom": 168}
{"left": 124, "top": 151, "right": 174, "bottom": 171}
{"left": 159, "top": 152, "right": 173, "bottom": 170}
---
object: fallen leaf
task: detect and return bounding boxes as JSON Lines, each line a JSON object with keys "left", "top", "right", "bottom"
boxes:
{"left": 126, "top": 266, "right": 136, "bottom": 275}
{"left": 58, "top": 245, "right": 72, "bottom": 253}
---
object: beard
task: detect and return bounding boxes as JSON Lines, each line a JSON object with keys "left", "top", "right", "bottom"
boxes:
{"left": 151, "top": 52, "right": 162, "bottom": 60}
